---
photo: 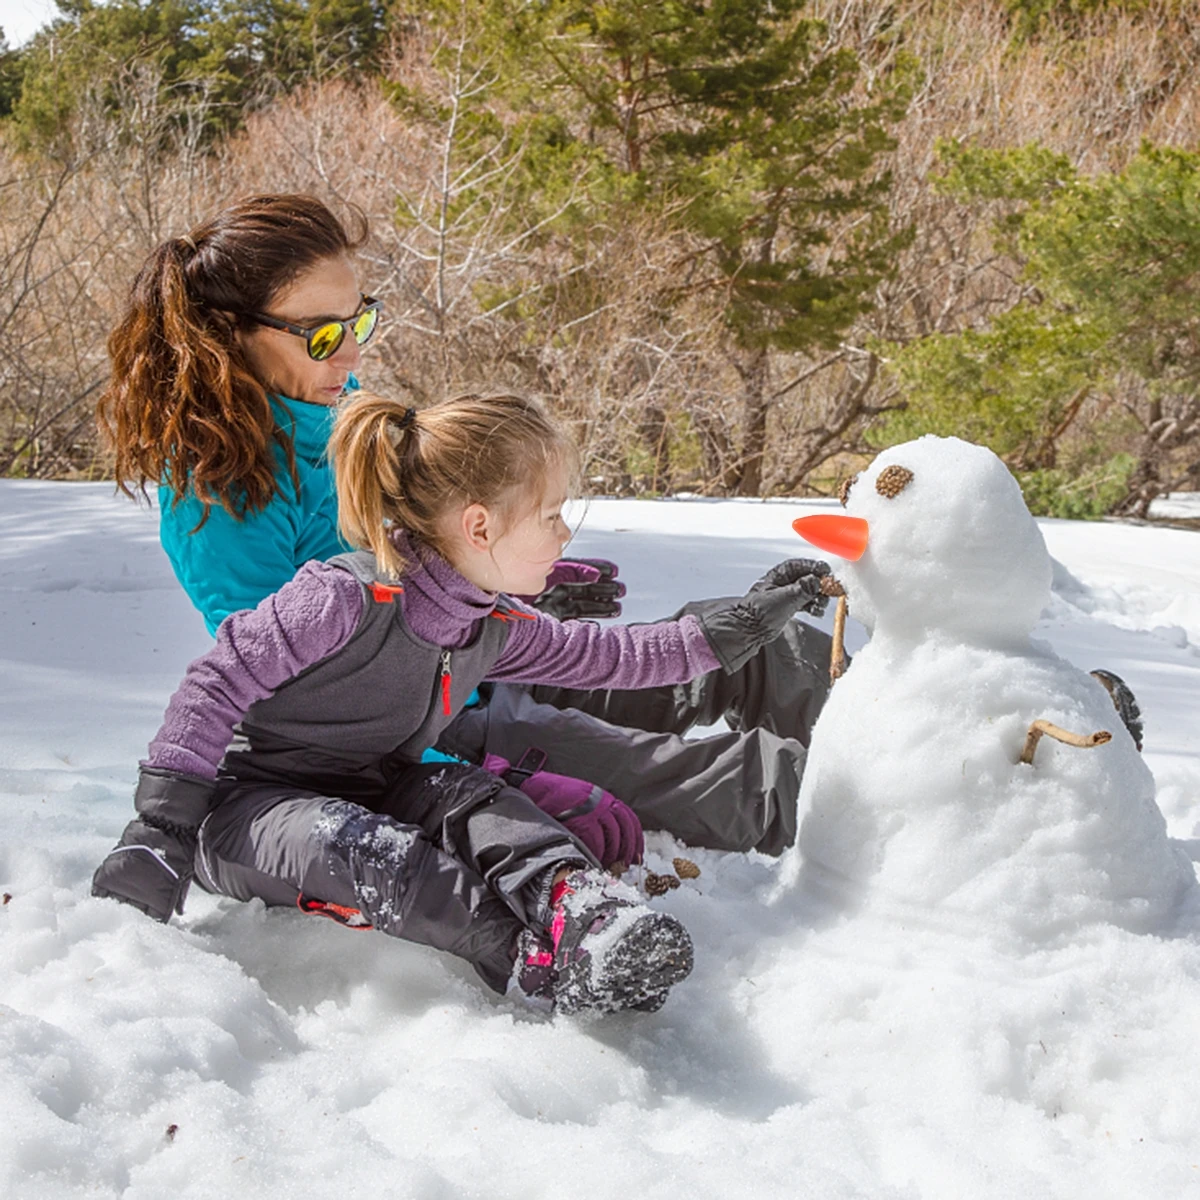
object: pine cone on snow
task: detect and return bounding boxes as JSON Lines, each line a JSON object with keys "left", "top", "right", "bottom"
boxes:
{"left": 673, "top": 858, "right": 701, "bottom": 880}
{"left": 645, "top": 872, "right": 681, "bottom": 897}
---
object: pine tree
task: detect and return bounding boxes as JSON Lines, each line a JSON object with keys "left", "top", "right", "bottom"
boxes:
{"left": 881, "top": 140, "right": 1200, "bottom": 516}
{"left": 5, "top": 0, "right": 389, "bottom": 157}
{"left": 483, "top": 0, "right": 913, "bottom": 493}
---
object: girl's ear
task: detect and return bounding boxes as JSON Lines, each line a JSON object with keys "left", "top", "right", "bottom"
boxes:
{"left": 460, "top": 502, "right": 493, "bottom": 552}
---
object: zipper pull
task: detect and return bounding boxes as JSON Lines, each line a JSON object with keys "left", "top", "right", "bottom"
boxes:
{"left": 439, "top": 649, "right": 452, "bottom": 716}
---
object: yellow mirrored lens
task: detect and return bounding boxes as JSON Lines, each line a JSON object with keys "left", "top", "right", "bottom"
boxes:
{"left": 352, "top": 307, "right": 378, "bottom": 345}
{"left": 308, "top": 323, "right": 343, "bottom": 360}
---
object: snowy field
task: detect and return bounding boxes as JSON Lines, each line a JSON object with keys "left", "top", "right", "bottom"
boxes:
{"left": 1, "top": 478, "right": 1199, "bottom": 1200}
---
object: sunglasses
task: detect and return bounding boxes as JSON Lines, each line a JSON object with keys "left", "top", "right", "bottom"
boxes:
{"left": 248, "top": 294, "right": 382, "bottom": 361}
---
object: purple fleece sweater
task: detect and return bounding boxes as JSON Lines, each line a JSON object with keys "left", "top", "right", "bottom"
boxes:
{"left": 146, "top": 545, "right": 719, "bottom": 781}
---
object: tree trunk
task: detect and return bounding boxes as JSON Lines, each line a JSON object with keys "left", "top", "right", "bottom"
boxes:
{"left": 735, "top": 345, "right": 771, "bottom": 497}
{"left": 638, "top": 403, "right": 670, "bottom": 492}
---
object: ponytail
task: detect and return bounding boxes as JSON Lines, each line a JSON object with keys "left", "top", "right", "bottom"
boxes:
{"left": 98, "top": 238, "right": 277, "bottom": 522}
{"left": 330, "top": 391, "right": 579, "bottom": 579}
{"left": 329, "top": 393, "right": 412, "bottom": 578}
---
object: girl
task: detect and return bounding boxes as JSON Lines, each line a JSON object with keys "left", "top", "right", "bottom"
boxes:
{"left": 92, "top": 392, "right": 830, "bottom": 1014}
{"left": 96, "top": 194, "right": 838, "bottom": 860}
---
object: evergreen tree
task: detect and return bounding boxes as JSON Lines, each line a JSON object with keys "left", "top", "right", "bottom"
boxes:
{"left": 9, "top": 0, "right": 211, "bottom": 156}
{"left": 200, "top": 0, "right": 388, "bottom": 95}
{"left": 881, "top": 140, "right": 1200, "bottom": 516}
{"left": 5, "top": 0, "right": 389, "bottom": 157}
{"left": 0, "top": 28, "right": 23, "bottom": 120}
{"left": 482, "top": 0, "right": 913, "bottom": 493}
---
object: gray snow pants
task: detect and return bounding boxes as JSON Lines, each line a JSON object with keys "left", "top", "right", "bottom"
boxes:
{"left": 438, "top": 606, "right": 835, "bottom": 856}
{"left": 194, "top": 761, "right": 595, "bottom": 993}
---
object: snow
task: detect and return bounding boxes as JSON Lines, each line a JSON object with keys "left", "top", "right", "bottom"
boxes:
{"left": 2, "top": 476, "right": 1200, "bottom": 1199}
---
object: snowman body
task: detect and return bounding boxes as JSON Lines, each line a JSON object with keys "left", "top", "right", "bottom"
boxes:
{"left": 795, "top": 436, "right": 1194, "bottom": 938}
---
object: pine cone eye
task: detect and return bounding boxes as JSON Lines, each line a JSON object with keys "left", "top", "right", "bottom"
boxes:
{"left": 838, "top": 475, "right": 859, "bottom": 506}
{"left": 875, "top": 465, "right": 914, "bottom": 498}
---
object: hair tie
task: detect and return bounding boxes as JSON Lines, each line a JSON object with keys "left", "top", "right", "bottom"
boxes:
{"left": 396, "top": 407, "right": 417, "bottom": 431}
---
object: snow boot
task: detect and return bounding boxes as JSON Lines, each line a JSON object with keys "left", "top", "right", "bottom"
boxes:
{"left": 512, "top": 869, "right": 693, "bottom": 1014}
{"left": 1090, "top": 669, "right": 1144, "bottom": 752}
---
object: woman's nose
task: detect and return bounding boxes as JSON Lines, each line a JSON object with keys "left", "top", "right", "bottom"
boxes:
{"left": 334, "top": 328, "right": 362, "bottom": 371}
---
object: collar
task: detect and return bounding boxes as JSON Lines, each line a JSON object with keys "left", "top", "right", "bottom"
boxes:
{"left": 270, "top": 374, "right": 360, "bottom": 465}
{"left": 391, "top": 530, "right": 498, "bottom": 634}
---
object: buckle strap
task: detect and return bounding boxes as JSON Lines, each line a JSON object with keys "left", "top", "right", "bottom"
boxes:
{"left": 296, "top": 893, "right": 373, "bottom": 929}
{"left": 500, "top": 746, "right": 548, "bottom": 787}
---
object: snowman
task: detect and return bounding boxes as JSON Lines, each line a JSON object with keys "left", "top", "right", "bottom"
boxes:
{"left": 789, "top": 435, "right": 1195, "bottom": 943}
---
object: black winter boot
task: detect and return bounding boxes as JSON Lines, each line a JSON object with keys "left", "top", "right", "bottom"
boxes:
{"left": 512, "top": 869, "right": 693, "bottom": 1014}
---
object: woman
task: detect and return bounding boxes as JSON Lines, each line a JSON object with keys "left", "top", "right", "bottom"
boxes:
{"left": 97, "top": 193, "right": 837, "bottom": 858}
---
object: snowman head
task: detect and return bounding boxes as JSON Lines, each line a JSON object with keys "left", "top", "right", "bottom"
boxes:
{"left": 798, "top": 436, "right": 1051, "bottom": 643}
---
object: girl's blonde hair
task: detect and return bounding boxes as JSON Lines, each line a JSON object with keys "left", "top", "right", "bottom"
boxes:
{"left": 330, "top": 391, "right": 580, "bottom": 578}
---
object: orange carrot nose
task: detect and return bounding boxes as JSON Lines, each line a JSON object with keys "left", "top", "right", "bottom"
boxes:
{"left": 792, "top": 514, "right": 870, "bottom": 561}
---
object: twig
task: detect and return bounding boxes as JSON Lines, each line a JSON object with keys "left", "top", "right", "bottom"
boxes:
{"left": 817, "top": 576, "right": 848, "bottom": 683}
{"left": 830, "top": 594, "right": 848, "bottom": 682}
{"left": 1019, "top": 720, "right": 1112, "bottom": 766}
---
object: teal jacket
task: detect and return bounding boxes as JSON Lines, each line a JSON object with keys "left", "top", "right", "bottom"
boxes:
{"left": 159, "top": 389, "right": 351, "bottom": 636}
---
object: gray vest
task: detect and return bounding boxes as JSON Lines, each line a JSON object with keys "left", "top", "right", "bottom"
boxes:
{"left": 220, "top": 551, "right": 515, "bottom": 796}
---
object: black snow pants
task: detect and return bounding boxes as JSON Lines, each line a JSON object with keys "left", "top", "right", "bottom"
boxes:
{"left": 439, "top": 605, "right": 836, "bottom": 856}
{"left": 193, "top": 761, "right": 595, "bottom": 993}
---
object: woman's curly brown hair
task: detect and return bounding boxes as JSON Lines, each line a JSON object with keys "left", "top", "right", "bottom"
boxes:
{"left": 97, "top": 194, "right": 367, "bottom": 523}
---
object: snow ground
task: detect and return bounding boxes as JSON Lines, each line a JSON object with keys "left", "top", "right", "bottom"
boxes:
{"left": 1, "top": 481, "right": 1199, "bottom": 1200}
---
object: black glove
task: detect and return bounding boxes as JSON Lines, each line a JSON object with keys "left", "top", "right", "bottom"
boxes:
{"left": 698, "top": 558, "right": 831, "bottom": 674}
{"left": 528, "top": 558, "right": 627, "bottom": 621}
{"left": 92, "top": 817, "right": 196, "bottom": 922}
{"left": 91, "top": 769, "right": 213, "bottom": 923}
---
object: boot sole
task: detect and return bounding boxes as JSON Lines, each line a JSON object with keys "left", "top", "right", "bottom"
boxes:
{"left": 557, "top": 911, "right": 694, "bottom": 1015}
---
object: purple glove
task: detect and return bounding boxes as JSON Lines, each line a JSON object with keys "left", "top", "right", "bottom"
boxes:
{"left": 483, "top": 750, "right": 644, "bottom": 868}
{"left": 517, "top": 558, "right": 626, "bottom": 620}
